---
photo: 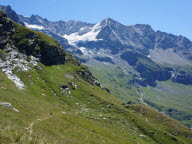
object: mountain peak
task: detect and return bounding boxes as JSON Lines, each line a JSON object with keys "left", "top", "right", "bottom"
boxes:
{"left": 0, "top": 5, "right": 25, "bottom": 26}
{"left": 102, "top": 17, "right": 117, "bottom": 23}
{"left": 104, "top": 17, "right": 114, "bottom": 21}
{"left": 30, "top": 14, "right": 45, "bottom": 20}
{"left": 100, "top": 17, "right": 121, "bottom": 27}
{"left": 0, "top": 5, "right": 12, "bottom": 10}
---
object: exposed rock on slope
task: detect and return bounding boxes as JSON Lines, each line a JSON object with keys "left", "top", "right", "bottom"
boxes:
{"left": 172, "top": 69, "right": 192, "bottom": 85}
{"left": 0, "top": 10, "right": 66, "bottom": 66}
{"left": 121, "top": 51, "right": 171, "bottom": 86}
{"left": 94, "top": 56, "right": 115, "bottom": 64}
{"left": 0, "top": 10, "right": 66, "bottom": 89}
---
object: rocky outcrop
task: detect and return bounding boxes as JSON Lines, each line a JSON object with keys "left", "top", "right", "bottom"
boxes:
{"left": 94, "top": 56, "right": 114, "bottom": 64}
{"left": 78, "top": 66, "right": 96, "bottom": 85}
{"left": 121, "top": 51, "right": 171, "bottom": 87}
{"left": 39, "top": 42, "right": 66, "bottom": 65}
{"left": 135, "top": 62, "right": 171, "bottom": 87}
{"left": 0, "top": 5, "right": 24, "bottom": 26}
{"left": 120, "top": 51, "right": 145, "bottom": 66}
{"left": 0, "top": 10, "right": 66, "bottom": 66}
{"left": 0, "top": 102, "right": 20, "bottom": 112}
{"left": 0, "top": 11, "right": 15, "bottom": 49}
{"left": 128, "top": 78, "right": 147, "bottom": 87}
{"left": 172, "top": 70, "right": 192, "bottom": 85}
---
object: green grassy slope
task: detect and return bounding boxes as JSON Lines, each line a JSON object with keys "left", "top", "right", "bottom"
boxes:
{"left": 87, "top": 61, "right": 140, "bottom": 102}
{"left": 0, "top": 57, "right": 192, "bottom": 143}
{"left": 87, "top": 61, "right": 192, "bottom": 128}
{"left": 142, "top": 80, "right": 192, "bottom": 127}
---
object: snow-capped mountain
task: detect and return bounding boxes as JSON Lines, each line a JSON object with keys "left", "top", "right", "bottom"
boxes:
{"left": 17, "top": 14, "right": 95, "bottom": 51}
{"left": 68, "top": 18, "right": 192, "bottom": 62}
{"left": 2, "top": 5, "right": 191, "bottom": 65}
{"left": 18, "top": 14, "right": 94, "bottom": 35}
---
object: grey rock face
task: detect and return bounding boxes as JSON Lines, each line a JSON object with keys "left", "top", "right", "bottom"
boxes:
{"left": 172, "top": 70, "right": 192, "bottom": 85}
{"left": 94, "top": 56, "right": 115, "bottom": 64}
{"left": 121, "top": 51, "right": 171, "bottom": 87}
{"left": 0, "top": 102, "right": 20, "bottom": 112}
{"left": 0, "top": 11, "right": 15, "bottom": 49}
{"left": 0, "top": 5, "right": 24, "bottom": 26}
{"left": 39, "top": 43, "right": 66, "bottom": 65}
{"left": 0, "top": 102, "right": 12, "bottom": 108}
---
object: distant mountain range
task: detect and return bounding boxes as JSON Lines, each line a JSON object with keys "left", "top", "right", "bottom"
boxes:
{"left": 1, "top": 5, "right": 191, "bottom": 64}
{"left": 1, "top": 5, "right": 192, "bottom": 128}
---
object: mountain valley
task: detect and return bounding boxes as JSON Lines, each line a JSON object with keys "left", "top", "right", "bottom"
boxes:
{"left": 0, "top": 5, "right": 192, "bottom": 143}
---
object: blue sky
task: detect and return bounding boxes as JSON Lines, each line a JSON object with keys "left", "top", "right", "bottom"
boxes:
{"left": 0, "top": 0, "right": 192, "bottom": 40}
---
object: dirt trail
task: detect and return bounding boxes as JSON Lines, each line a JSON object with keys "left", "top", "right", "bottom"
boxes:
{"left": 26, "top": 116, "right": 53, "bottom": 134}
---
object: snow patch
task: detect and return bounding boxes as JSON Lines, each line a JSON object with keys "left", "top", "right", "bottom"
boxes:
{"left": 80, "top": 27, "right": 86, "bottom": 31}
{"left": 79, "top": 47, "right": 94, "bottom": 56}
{"left": 63, "top": 23, "right": 102, "bottom": 45}
{"left": 24, "top": 22, "right": 45, "bottom": 30}
{"left": 79, "top": 47, "right": 88, "bottom": 55}
{"left": 37, "top": 18, "right": 44, "bottom": 23}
